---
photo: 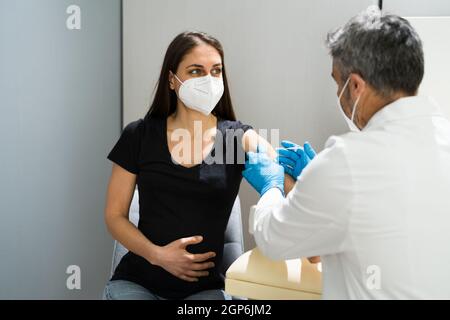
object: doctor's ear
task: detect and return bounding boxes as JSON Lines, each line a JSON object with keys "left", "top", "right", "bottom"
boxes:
{"left": 348, "top": 73, "right": 366, "bottom": 99}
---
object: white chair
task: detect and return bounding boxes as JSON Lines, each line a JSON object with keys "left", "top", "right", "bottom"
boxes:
{"left": 225, "top": 206, "right": 323, "bottom": 299}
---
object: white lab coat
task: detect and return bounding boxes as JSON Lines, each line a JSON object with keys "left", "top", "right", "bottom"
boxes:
{"left": 253, "top": 96, "right": 450, "bottom": 299}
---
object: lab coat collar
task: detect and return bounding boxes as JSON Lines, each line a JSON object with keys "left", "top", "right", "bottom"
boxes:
{"left": 363, "top": 95, "right": 444, "bottom": 131}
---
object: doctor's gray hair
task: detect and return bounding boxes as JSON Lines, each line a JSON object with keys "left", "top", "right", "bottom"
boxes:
{"left": 326, "top": 5, "right": 424, "bottom": 97}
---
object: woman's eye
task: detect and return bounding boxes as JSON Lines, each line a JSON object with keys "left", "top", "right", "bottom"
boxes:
{"left": 189, "top": 69, "right": 202, "bottom": 75}
{"left": 211, "top": 68, "right": 222, "bottom": 76}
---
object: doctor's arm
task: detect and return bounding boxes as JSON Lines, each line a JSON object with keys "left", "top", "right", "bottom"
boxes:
{"left": 252, "top": 138, "right": 353, "bottom": 261}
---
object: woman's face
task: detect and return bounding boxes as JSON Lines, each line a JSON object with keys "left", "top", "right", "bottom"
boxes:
{"left": 169, "top": 43, "right": 223, "bottom": 92}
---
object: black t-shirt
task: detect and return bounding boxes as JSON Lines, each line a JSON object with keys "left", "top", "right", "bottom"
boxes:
{"left": 107, "top": 116, "right": 252, "bottom": 299}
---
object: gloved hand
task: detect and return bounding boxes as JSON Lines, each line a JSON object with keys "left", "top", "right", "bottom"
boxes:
{"left": 242, "top": 145, "right": 285, "bottom": 196}
{"left": 276, "top": 140, "right": 316, "bottom": 180}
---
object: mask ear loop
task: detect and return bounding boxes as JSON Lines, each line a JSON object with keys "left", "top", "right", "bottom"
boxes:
{"left": 344, "top": 76, "right": 361, "bottom": 127}
{"left": 171, "top": 71, "right": 184, "bottom": 85}
{"left": 338, "top": 77, "right": 351, "bottom": 101}
{"left": 351, "top": 95, "right": 361, "bottom": 121}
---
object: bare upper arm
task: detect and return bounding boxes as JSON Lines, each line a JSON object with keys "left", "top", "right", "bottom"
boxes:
{"left": 242, "top": 129, "right": 277, "bottom": 159}
{"left": 104, "top": 164, "right": 137, "bottom": 221}
{"left": 242, "top": 129, "right": 296, "bottom": 194}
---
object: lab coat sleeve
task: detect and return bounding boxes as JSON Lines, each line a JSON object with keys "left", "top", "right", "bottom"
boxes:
{"left": 253, "top": 136, "right": 354, "bottom": 261}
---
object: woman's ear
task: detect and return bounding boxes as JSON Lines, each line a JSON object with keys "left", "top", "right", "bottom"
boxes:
{"left": 349, "top": 73, "right": 366, "bottom": 100}
{"left": 169, "top": 71, "right": 175, "bottom": 90}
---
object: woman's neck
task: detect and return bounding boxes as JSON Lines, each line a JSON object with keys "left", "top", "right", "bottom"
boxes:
{"left": 168, "top": 103, "right": 217, "bottom": 134}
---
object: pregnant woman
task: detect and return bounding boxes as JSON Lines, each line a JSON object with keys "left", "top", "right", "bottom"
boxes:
{"left": 103, "top": 31, "right": 293, "bottom": 300}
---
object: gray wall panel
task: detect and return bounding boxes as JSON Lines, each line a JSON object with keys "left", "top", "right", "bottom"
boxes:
{"left": 0, "top": 0, "right": 121, "bottom": 299}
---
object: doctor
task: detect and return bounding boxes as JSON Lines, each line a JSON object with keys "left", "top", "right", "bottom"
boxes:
{"left": 243, "top": 6, "right": 450, "bottom": 299}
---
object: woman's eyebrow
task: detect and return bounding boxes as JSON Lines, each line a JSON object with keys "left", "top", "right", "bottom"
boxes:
{"left": 185, "top": 64, "right": 204, "bottom": 69}
{"left": 185, "top": 63, "right": 222, "bottom": 69}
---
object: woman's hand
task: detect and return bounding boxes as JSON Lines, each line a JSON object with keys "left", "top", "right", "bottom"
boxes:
{"left": 153, "top": 236, "right": 216, "bottom": 282}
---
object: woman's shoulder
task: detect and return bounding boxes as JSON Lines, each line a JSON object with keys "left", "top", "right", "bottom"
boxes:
{"left": 123, "top": 118, "right": 145, "bottom": 132}
{"left": 123, "top": 116, "right": 164, "bottom": 135}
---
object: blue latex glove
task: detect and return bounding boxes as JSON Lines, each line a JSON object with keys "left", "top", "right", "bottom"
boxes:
{"left": 276, "top": 140, "right": 316, "bottom": 180}
{"left": 242, "top": 145, "right": 285, "bottom": 196}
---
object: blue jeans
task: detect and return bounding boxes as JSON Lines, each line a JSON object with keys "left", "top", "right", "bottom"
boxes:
{"left": 103, "top": 280, "right": 232, "bottom": 300}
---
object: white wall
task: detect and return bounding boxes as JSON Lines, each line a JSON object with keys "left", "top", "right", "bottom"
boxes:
{"left": 409, "top": 17, "right": 450, "bottom": 119}
{"left": 123, "top": 0, "right": 450, "bottom": 250}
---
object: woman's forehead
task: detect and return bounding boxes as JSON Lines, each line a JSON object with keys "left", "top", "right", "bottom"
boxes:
{"left": 180, "top": 44, "right": 222, "bottom": 67}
